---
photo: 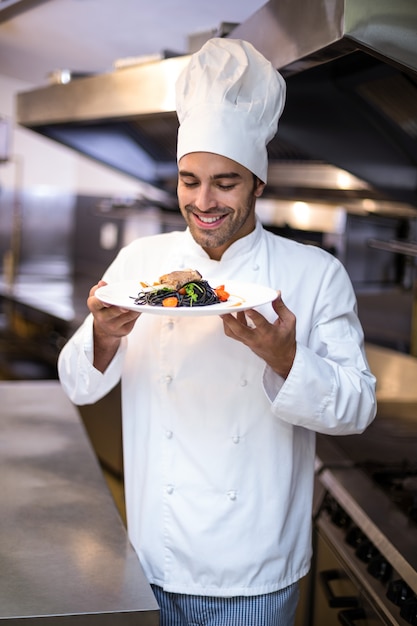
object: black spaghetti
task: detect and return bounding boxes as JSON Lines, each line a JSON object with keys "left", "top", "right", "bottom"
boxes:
{"left": 134, "top": 280, "right": 222, "bottom": 308}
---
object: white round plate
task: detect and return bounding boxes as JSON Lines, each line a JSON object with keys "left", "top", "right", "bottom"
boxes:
{"left": 95, "top": 280, "right": 278, "bottom": 317}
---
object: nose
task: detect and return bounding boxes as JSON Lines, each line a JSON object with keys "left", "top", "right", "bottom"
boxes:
{"left": 195, "top": 184, "right": 217, "bottom": 212}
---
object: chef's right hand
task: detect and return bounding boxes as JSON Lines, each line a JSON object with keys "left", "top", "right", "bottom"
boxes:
{"left": 87, "top": 281, "right": 141, "bottom": 373}
{"left": 88, "top": 280, "right": 141, "bottom": 339}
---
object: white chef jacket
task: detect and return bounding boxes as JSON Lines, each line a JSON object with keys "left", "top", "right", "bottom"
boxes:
{"left": 58, "top": 219, "right": 376, "bottom": 597}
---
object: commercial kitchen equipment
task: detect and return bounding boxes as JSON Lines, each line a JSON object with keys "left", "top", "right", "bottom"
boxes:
{"left": 4, "top": 5, "right": 417, "bottom": 624}
{"left": 13, "top": 1, "right": 417, "bottom": 357}
{"left": 15, "top": 0, "right": 417, "bottom": 209}
{"left": 0, "top": 380, "right": 159, "bottom": 625}
{"left": 300, "top": 344, "right": 417, "bottom": 625}
{"left": 10, "top": 0, "right": 417, "bottom": 354}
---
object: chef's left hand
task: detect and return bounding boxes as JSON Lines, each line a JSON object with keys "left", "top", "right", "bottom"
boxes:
{"left": 221, "top": 291, "right": 296, "bottom": 379}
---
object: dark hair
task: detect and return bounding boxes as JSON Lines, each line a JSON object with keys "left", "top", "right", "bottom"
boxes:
{"left": 252, "top": 174, "right": 262, "bottom": 190}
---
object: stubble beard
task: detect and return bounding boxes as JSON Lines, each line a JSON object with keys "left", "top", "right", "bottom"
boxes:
{"left": 183, "top": 191, "right": 256, "bottom": 252}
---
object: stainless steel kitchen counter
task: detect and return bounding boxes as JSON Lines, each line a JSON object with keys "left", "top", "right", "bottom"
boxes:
{"left": 0, "top": 380, "right": 159, "bottom": 625}
{"left": 0, "top": 273, "right": 91, "bottom": 328}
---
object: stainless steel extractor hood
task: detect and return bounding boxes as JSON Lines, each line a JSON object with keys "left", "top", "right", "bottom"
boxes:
{"left": 16, "top": 0, "right": 417, "bottom": 208}
{"left": 0, "top": 0, "right": 50, "bottom": 23}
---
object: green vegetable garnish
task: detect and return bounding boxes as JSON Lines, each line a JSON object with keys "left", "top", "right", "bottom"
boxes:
{"left": 185, "top": 283, "right": 198, "bottom": 304}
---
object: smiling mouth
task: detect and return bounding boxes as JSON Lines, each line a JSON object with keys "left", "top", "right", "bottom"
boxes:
{"left": 194, "top": 213, "right": 226, "bottom": 227}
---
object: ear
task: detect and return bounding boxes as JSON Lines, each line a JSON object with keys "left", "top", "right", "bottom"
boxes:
{"left": 254, "top": 179, "right": 266, "bottom": 197}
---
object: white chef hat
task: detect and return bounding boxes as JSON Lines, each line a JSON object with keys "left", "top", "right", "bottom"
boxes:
{"left": 175, "top": 38, "right": 286, "bottom": 183}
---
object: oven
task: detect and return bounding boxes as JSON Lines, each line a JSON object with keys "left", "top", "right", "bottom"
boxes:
{"left": 299, "top": 407, "right": 417, "bottom": 626}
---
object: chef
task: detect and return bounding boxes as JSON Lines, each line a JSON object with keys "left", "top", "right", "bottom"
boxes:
{"left": 58, "top": 38, "right": 377, "bottom": 626}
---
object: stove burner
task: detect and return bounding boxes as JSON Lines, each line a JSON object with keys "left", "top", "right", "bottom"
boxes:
{"left": 387, "top": 579, "right": 415, "bottom": 607}
{"left": 359, "top": 461, "right": 417, "bottom": 523}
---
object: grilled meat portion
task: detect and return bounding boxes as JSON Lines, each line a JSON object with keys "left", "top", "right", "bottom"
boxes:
{"left": 159, "top": 269, "right": 202, "bottom": 290}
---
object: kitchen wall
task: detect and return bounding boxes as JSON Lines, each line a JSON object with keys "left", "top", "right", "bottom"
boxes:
{"left": 0, "top": 72, "right": 173, "bottom": 380}
{"left": 0, "top": 72, "right": 163, "bottom": 280}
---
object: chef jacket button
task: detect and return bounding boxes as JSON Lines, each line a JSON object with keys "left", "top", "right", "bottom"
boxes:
{"left": 167, "top": 320, "right": 174, "bottom": 330}
{"left": 166, "top": 485, "right": 174, "bottom": 494}
{"left": 240, "top": 379, "right": 248, "bottom": 387}
{"left": 165, "top": 375, "right": 173, "bottom": 384}
{"left": 232, "top": 436, "right": 240, "bottom": 444}
{"left": 253, "top": 263, "right": 260, "bottom": 271}
{"left": 227, "top": 490, "right": 237, "bottom": 501}
{"left": 165, "top": 430, "right": 173, "bottom": 439}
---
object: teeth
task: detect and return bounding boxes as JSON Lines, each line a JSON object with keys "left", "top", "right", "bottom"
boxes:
{"left": 199, "top": 215, "right": 221, "bottom": 223}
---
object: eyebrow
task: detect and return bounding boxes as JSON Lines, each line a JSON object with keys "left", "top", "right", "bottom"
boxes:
{"left": 178, "top": 170, "right": 242, "bottom": 181}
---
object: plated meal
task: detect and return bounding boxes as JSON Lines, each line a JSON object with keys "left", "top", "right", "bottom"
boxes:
{"left": 133, "top": 269, "right": 229, "bottom": 308}
{"left": 95, "top": 269, "right": 278, "bottom": 317}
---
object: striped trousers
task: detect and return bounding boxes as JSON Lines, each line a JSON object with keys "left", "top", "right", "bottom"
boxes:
{"left": 151, "top": 583, "right": 299, "bottom": 626}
